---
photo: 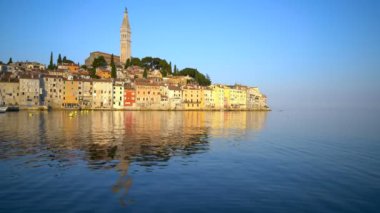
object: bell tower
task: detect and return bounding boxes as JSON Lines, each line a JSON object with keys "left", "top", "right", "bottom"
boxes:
{"left": 120, "top": 8, "right": 131, "bottom": 64}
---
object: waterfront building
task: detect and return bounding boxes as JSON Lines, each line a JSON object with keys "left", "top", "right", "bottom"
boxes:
{"left": 79, "top": 80, "right": 93, "bottom": 109}
{"left": 19, "top": 75, "right": 41, "bottom": 107}
{"left": 124, "top": 83, "right": 136, "bottom": 108}
{"left": 0, "top": 80, "right": 19, "bottom": 106}
{"left": 113, "top": 80, "right": 125, "bottom": 109}
{"left": 92, "top": 79, "right": 113, "bottom": 109}
{"left": 201, "top": 87, "right": 214, "bottom": 109}
{"left": 63, "top": 79, "right": 80, "bottom": 108}
{"left": 225, "top": 85, "right": 247, "bottom": 109}
{"left": 182, "top": 85, "right": 202, "bottom": 110}
{"left": 43, "top": 75, "right": 64, "bottom": 108}
{"left": 210, "top": 85, "right": 225, "bottom": 110}
{"left": 120, "top": 8, "right": 131, "bottom": 64}
{"left": 167, "top": 85, "right": 182, "bottom": 110}
{"left": 246, "top": 87, "right": 268, "bottom": 110}
{"left": 135, "top": 80, "right": 161, "bottom": 109}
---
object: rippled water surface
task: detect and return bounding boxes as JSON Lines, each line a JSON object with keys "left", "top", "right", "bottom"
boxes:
{"left": 0, "top": 110, "right": 379, "bottom": 212}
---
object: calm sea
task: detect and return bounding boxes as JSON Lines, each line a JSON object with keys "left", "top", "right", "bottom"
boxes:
{"left": 0, "top": 110, "right": 379, "bottom": 212}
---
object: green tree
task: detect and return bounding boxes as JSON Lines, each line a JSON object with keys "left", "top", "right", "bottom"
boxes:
{"left": 161, "top": 69, "right": 167, "bottom": 77}
{"left": 131, "top": 57, "right": 142, "bottom": 66}
{"left": 169, "top": 62, "right": 172, "bottom": 74}
{"left": 63, "top": 56, "right": 67, "bottom": 63}
{"left": 125, "top": 58, "right": 131, "bottom": 69}
{"left": 92, "top": 56, "right": 107, "bottom": 68}
{"left": 7, "top": 57, "right": 13, "bottom": 65}
{"left": 89, "top": 68, "right": 97, "bottom": 78}
{"left": 48, "top": 52, "right": 55, "bottom": 70}
{"left": 143, "top": 68, "right": 148, "bottom": 79}
{"left": 111, "top": 54, "right": 117, "bottom": 78}
{"left": 81, "top": 65, "right": 87, "bottom": 70}
{"left": 173, "top": 65, "right": 178, "bottom": 75}
{"left": 178, "top": 68, "right": 211, "bottom": 86}
{"left": 57, "top": 54, "right": 62, "bottom": 65}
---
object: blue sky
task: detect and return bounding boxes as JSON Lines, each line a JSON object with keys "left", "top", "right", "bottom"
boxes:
{"left": 0, "top": 0, "right": 379, "bottom": 109}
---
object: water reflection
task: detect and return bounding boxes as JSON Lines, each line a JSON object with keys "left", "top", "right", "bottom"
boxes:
{"left": 0, "top": 111, "right": 267, "bottom": 205}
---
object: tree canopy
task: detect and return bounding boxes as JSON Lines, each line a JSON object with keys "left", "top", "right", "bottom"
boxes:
{"left": 48, "top": 52, "right": 55, "bottom": 70}
{"left": 178, "top": 68, "right": 211, "bottom": 86}
{"left": 143, "top": 68, "right": 148, "bottom": 79}
{"left": 111, "top": 54, "right": 116, "bottom": 78}
{"left": 92, "top": 56, "right": 107, "bottom": 68}
{"left": 124, "top": 56, "right": 212, "bottom": 85}
{"left": 57, "top": 54, "right": 62, "bottom": 65}
{"left": 7, "top": 57, "right": 13, "bottom": 65}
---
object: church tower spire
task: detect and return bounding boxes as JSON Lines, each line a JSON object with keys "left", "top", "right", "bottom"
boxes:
{"left": 120, "top": 8, "right": 131, "bottom": 64}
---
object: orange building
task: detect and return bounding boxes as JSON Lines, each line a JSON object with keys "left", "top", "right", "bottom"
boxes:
{"left": 96, "top": 68, "right": 111, "bottom": 79}
{"left": 124, "top": 84, "right": 136, "bottom": 107}
{"left": 58, "top": 63, "right": 80, "bottom": 73}
{"left": 67, "top": 63, "right": 80, "bottom": 73}
{"left": 63, "top": 79, "right": 80, "bottom": 108}
{"left": 135, "top": 79, "right": 161, "bottom": 108}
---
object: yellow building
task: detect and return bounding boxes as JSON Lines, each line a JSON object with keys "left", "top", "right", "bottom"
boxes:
{"left": 135, "top": 80, "right": 161, "bottom": 109}
{"left": 226, "top": 85, "right": 247, "bottom": 110}
{"left": 246, "top": 87, "right": 269, "bottom": 110}
{"left": 201, "top": 87, "right": 214, "bottom": 109}
{"left": 182, "top": 86, "right": 202, "bottom": 110}
{"left": 210, "top": 84, "right": 225, "bottom": 110}
{"left": 63, "top": 79, "right": 80, "bottom": 108}
{"left": 0, "top": 80, "right": 19, "bottom": 106}
{"left": 92, "top": 79, "right": 113, "bottom": 109}
{"left": 96, "top": 68, "right": 111, "bottom": 79}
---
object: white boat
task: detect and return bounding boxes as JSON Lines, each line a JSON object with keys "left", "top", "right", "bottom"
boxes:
{"left": 0, "top": 106, "right": 8, "bottom": 113}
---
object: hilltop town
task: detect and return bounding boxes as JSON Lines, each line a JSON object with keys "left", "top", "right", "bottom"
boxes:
{"left": 0, "top": 8, "right": 269, "bottom": 111}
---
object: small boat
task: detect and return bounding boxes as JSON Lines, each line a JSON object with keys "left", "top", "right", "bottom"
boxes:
{"left": 0, "top": 106, "right": 8, "bottom": 113}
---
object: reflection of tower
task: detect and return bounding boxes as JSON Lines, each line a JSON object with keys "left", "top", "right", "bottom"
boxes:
{"left": 120, "top": 8, "right": 131, "bottom": 64}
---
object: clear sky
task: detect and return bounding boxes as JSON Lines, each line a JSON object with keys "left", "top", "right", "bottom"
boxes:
{"left": 0, "top": 0, "right": 379, "bottom": 109}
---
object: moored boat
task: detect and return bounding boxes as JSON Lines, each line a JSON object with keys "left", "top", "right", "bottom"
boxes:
{"left": 0, "top": 106, "right": 8, "bottom": 113}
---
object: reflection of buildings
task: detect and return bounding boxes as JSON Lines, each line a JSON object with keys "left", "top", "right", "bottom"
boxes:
{"left": 206, "top": 111, "right": 267, "bottom": 138}
{"left": 0, "top": 111, "right": 267, "bottom": 204}
{"left": 0, "top": 111, "right": 267, "bottom": 161}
